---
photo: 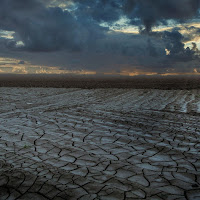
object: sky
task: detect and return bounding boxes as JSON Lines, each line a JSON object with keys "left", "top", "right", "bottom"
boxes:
{"left": 0, "top": 0, "right": 200, "bottom": 75}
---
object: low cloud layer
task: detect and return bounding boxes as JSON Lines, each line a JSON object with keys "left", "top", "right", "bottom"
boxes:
{"left": 0, "top": 0, "right": 199, "bottom": 74}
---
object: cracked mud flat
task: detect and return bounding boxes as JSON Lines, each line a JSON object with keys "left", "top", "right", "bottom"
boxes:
{"left": 0, "top": 87, "right": 200, "bottom": 200}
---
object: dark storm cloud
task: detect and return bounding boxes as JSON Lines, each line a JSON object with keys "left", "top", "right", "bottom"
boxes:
{"left": 67, "top": 0, "right": 200, "bottom": 32}
{"left": 1, "top": 30, "right": 198, "bottom": 74}
{"left": 123, "top": 0, "right": 200, "bottom": 32}
{"left": 0, "top": 0, "right": 106, "bottom": 52}
{"left": 1, "top": 0, "right": 200, "bottom": 52}
{"left": 0, "top": 0, "right": 199, "bottom": 74}
{"left": 160, "top": 29, "right": 200, "bottom": 62}
{"left": 73, "top": 0, "right": 122, "bottom": 23}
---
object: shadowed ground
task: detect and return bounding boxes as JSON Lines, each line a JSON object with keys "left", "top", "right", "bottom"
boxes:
{"left": 0, "top": 88, "right": 200, "bottom": 200}
{"left": 0, "top": 75, "right": 200, "bottom": 90}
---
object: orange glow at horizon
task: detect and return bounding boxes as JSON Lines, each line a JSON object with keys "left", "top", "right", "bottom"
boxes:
{"left": 0, "top": 57, "right": 199, "bottom": 77}
{"left": 0, "top": 57, "right": 97, "bottom": 75}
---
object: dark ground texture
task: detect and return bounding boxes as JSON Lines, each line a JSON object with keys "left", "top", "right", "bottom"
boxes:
{"left": 0, "top": 75, "right": 200, "bottom": 89}
{"left": 0, "top": 76, "right": 200, "bottom": 200}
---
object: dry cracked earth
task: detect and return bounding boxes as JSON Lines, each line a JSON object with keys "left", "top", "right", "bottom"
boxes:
{"left": 0, "top": 88, "right": 200, "bottom": 200}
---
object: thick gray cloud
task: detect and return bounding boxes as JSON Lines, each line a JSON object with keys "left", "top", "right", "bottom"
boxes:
{"left": 0, "top": 0, "right": 199, "bottom": 74}
{"left": 41, "top": 0, "right": 200, "bottom": 31}
{"left": 0, "top": 0, "right": 106, "bottom": 51}
{"left": 66, "top": 0, "right": 200, "bottom": 32}
{"left": 1, "top": 0, "right": 199, "bottom": 51}
{"left": 73, "top": 0, "right": 122, "bottom": 23}
{"left": 123, "top": 0, "right": 200, "bottom": 32}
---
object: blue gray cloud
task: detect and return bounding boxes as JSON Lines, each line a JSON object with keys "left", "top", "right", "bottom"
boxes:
{"left": 123, "top": 0, "right": 200, "bottom": 32}
{"left": 0, "top": 0, "right": 199, "bottom": 73}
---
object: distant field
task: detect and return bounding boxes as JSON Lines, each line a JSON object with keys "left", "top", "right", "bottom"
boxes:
{"left": 0, "top": 74, "right": 200, "bottom": 89}
{"left": 0, "top": 87, "right": 200, "bottom": 199}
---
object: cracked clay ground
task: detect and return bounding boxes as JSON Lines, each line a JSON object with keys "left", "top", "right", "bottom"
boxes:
{"left": 0, "top": 88, "right": 200, "bottom": 200}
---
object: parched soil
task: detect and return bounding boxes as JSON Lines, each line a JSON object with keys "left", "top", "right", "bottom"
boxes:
{"left": 0, "top": 88, "right": 200, "bottom": 200}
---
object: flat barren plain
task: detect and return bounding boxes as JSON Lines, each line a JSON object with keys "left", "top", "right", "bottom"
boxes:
{"left": 0, "top": 77, "right": 200, "bottom": 200}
